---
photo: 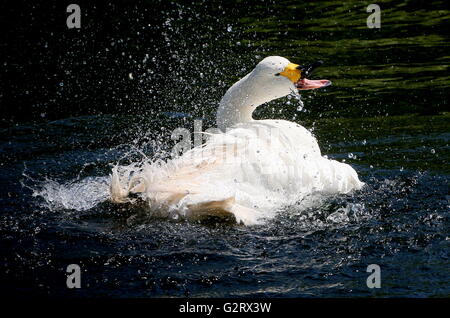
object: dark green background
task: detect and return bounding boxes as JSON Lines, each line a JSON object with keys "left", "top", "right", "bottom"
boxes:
{"left": 1, "top": 0, "right": 448, "bottom": 126}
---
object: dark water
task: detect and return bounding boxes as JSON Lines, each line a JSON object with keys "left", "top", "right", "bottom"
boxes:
{"left": 1, "top": 1, "right": 449, "bottom": 297}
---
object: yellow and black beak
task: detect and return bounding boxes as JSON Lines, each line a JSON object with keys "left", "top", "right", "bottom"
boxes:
{"left": 277, "top": 60, "right": 331, "bottom": 90}
{"left": 278, "top": 62, "right": 302, "bottom": 83}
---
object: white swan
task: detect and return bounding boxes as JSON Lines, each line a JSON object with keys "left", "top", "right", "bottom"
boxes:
{"left": 110, "top": 56, "right": 363, "bottom": 225}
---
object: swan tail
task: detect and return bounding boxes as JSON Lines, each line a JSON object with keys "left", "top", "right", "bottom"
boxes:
{"left": 109, "top": 163, "right": 226, "bottom": 207}
{"left": 109, "top": 160, "right": 260, "bottom": 224}
{"left": 110, "top": 165, "right": 147, "bottom": 203}
{"left": 110, "top": 166, "right": 130, "bottom": 203}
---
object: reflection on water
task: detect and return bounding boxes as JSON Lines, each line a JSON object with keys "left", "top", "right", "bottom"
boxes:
{"left": 0, "top": 0, "right": 449, "bottom": 297}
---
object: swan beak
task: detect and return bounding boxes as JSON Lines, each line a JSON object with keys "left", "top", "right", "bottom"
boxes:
{"left": 295, "top": 78, "right": 332, "bottom": 90}
{"left": 278, "top": 63, "right": 302, "bottom": 83}
{"left": 296, "top": 61, "right": 331, "bottom": 90}
{"left": 279, "top": 61, "right": 331, "bottom": 90}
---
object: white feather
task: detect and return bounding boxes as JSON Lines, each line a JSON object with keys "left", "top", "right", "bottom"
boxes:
{"left": 110, "top": 56, "right": 364, "bottom": 225}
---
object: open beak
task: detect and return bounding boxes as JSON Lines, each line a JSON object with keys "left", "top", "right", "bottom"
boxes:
{"left": 295, "top": 78, "right": 331, "bottom": 90}
{"left": 279, "top": 60, "right": 331, "bottom": 90}
{"left": 296, "top": 61, "right": 331, "bottom": 90}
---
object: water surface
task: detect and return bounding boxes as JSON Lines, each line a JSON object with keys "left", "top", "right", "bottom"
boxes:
{"left": 0, "top": 0, "right": 449, "bottom": 297}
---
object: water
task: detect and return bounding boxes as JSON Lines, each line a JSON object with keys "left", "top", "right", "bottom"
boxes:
{"left": 1, "top": 113, "right": 448, "bottom": 297}
{"left": 0, "top": 1, "right": 449, "bottom": 297}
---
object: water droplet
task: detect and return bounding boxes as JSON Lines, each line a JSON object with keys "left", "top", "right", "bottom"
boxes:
{"left": 431, "top": 149, "right": 435, "bottom": 154}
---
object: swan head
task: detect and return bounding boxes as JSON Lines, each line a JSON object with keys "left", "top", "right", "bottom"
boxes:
{"left": 253, "top": 56, "right": 331, "bottom": 94}
{"left": 217, "top": 56, "right": 331, "bottom": 130}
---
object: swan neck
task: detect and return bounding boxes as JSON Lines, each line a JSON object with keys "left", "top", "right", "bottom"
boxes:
{"left": 216, "top": 73, "right": 263, "bottom": 131}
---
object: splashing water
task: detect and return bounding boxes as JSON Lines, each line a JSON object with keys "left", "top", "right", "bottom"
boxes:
{"left": 2, "top": 0, "right": 448, "bottom": 298}
{"left": 31, "top": 176, "right": 111, "bottom": 212}
{"left": 2, "top": 112, "right": 448, "bottom": 298}
{"left": 288, "top": 89, "right": 305, "bottom": 112}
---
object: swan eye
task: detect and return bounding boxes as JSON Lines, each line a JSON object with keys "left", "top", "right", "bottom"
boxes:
{"left": 274, "top": 73, "right": 280, "bottom": 76}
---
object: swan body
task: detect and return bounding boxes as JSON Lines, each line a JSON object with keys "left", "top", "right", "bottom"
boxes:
{"left": 111, "top": 56, "right": 363, "bottom": 225}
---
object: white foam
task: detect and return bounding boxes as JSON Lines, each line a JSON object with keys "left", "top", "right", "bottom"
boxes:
{"left": 32, "top": 176, "right": 110, "bottom": 211}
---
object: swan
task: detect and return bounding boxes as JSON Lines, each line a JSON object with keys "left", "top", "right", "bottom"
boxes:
{"left": 110, "top": 56, "right": 364, "bottom": 225}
